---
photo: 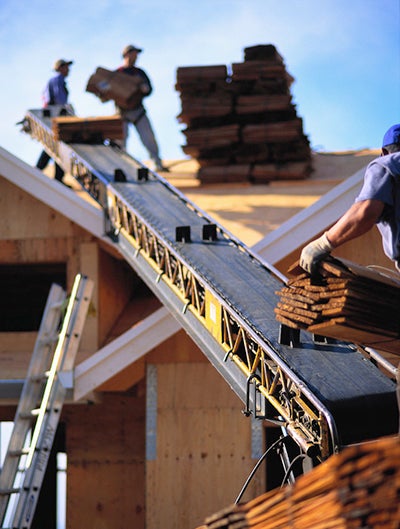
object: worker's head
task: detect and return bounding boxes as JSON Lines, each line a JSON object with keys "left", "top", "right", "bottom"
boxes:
{"left": 54, "top": 59, "right": 73, "bottom": 76}
{"left": 382, "top": 124, "right": 400, "bottom": 155}
{"left": 122, "top": 44, "right": 142, "bottom": 66}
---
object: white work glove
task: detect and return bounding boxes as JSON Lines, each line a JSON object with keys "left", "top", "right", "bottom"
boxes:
{"left": 300, "top": 233, "right": 334, "bottom": 274}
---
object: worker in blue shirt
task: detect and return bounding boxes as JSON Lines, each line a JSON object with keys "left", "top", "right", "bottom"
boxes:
{"left": 41, "top": 59, "right": 72, "bottom": 106}
{"left": 36, "top": 59, "right": 74, "bottom": 185}
{"left": 300, "top": 124, "right": 400, "bottom": 274}
{"left": 116, "top": 44, "right": 168, "bottom": 173}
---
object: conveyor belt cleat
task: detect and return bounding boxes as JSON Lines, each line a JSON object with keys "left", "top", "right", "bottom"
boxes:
{"left": 278, "top": 324, "right": 300, "bottom": 347}
{"left": 114, "top": 169, "right": 127, "bottom": 182}
{"left": 176, "top": 226, "right": 191, "bottom": 242}
{"left": 202, "top": 224, "right": 217, "bottom": 241}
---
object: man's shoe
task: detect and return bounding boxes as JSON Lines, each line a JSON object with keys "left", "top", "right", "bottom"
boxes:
{"left": 156, "top": 164, "right": 170, "bottom": 173}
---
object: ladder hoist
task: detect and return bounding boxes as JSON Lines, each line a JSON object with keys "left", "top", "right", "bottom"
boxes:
{"left": 16, "top": 108, "right": 399, "bottom": 478}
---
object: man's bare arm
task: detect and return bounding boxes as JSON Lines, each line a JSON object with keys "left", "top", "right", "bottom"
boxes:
{"left": 300, "top": 199, "right": 385, "bottom": 273}
{"left": 326, "top": 199, "right": 385, "bottom": 247}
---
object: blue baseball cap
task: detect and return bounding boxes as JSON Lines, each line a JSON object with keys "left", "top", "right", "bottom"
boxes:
{"left": 382, "top": 124, "right": 400, "bottom": 147}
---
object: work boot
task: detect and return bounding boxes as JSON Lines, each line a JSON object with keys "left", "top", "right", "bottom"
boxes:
{"left": 155, "top": 163, "right": 170, "bottom": 173}
{"left": 55, "top": 164, "right": 65, "bottom": 182}
{"left": 36, "top": 150, "right": 51, "bottom": 170}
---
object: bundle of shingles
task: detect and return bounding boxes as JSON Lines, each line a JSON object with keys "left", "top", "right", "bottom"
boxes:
{"left": 274, "top": 257, "right": 400, "bottom": 356}
{"left": 52, "top": 115, "right": 124, "bottom": 144}
{"left": 195, "top": 435, "right": 400, "bottom": 529}
{"left": 175, "top": 44, "right": 311, "bottom": 184}
{"left": 86, "top": 66, "right": 144, "bottom": 109}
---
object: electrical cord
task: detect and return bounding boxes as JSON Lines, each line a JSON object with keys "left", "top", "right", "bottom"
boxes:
{"left": 234, "top": 434, "right": 287, "bottom": 504}
{"left": 280, "top": 453, "right": 307, "bottom": 487}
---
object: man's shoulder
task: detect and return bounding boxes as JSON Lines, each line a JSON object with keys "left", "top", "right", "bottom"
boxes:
{"left": 117, "top": 66, "right": 146, "bottom": 76}
{"left": 368, "top": 151, "right": 400, "bottom": 172}
{"left": 48, "top": 73, "right": 62, "bottom": 84}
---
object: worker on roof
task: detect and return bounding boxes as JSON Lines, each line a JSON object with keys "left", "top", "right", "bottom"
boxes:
{"left": 115, "top": 44, "right": 169, "bottom": 173}
{"left": 300, "top": 124, "right": 400, "bottom": 274}
{"left": 36, "top": 58, "right": 75, "bottom": 186}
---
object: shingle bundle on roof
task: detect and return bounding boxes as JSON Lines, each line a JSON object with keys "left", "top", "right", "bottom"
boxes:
{"left": 274, "top": 257, "right": 400, "bottom": 356}
{"left": 176, "top": 45, "right": 312, "bottom": 184}
{"left": 196, "top": 435, "right": 400, "bottom": 529}
{"left": 52, "top": 115, "right": 124, "bottom": 143}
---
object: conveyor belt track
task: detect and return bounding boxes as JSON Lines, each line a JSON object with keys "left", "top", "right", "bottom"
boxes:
{"left": 23, "top": 108, "right": 399, "bottom": 464}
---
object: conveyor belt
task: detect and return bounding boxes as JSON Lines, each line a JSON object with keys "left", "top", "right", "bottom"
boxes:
{"left": 110, "top": 179, "right": 398, "bottom": 447}
{"left": 23, "top": 108, "right": 399, "bottom": 463}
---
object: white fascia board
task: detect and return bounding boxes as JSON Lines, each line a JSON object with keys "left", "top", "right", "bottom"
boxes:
{"left": 0, "top": 146, "right": 107, "bottom": 241}
{"left": 252, "top": 167, "right": 366, "bottom": 264}
{"left": 74, "top": 307, "right": 180, "bottom": 401}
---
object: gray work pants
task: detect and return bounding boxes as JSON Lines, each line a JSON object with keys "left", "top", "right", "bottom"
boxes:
{"left": 120, "top": 107, "right": 162, "bottom": 166}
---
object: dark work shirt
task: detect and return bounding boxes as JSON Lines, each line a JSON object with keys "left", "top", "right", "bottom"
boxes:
{"left": 117, "top": 65, "right": 153, "bottom": 97}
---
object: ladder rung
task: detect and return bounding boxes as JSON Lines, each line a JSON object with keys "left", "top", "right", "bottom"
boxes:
{"left": 0, "top": 487, "right": 20, "bottom": 495}
{"left": 38, "top": 334, "right": 59, "bottom": 345}
{"left": 23, "top": 406, "right": 55, "bottom": 417}
{"left": 30, "top": 371, "right": 50, "bottom": 383}
{"left": 18, "top": 409, "right": 40, "bottom": 420}
{"left": 50, "top": 300, "right": 64, "bottom": 310}
{"left": 8, "top": 448, "right": 29, "bottom": 457}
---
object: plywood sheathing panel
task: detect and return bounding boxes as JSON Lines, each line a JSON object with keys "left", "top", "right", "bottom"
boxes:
{"left": 0, "top": 332, "right": 36, "bottom": 380}
{"left": 63, "top": 388, "right": 146, "bottom": 529}
{"left": 147, "top": 328, "right": 206, "bottom": 364}
{"left": 146, "top": 363, "right": 264, "bottom": 529}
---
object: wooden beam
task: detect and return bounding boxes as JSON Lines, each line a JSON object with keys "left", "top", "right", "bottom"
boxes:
{"left": 73, "top": 307, "right": 180, "bottom": 400}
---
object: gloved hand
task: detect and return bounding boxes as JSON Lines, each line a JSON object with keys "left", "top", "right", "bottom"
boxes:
{"left": 140, "top": 83, "right": 151, "bottom": 94}
{"left": 300, "top": 233, "right": 334, "bottom": 274}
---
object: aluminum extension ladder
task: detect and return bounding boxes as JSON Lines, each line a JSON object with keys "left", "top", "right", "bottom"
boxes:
{"left": 0, "top": 274, "right": 93, "bottom": 529}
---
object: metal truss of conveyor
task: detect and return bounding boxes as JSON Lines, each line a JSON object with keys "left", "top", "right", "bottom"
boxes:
{"left": 24, "top": 108, "right": 399, "bottom": 463}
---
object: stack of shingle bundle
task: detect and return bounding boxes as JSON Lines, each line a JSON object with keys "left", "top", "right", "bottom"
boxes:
{"left": 52, "top": 115, "right": 124, "bottom": 144}
{"left": 274, "top": 257, "right": 400, "bottom": 355}
{"left": 176, "top": 44, "right": 311, "bottom": 184}
{"left": 195, "top": 435, "right": 400, "bottom": 529}
{"left": 176, "top": 65, "right": 232, "bottom": 124}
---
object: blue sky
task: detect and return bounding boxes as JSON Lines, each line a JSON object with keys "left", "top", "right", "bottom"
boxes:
{"left": 0, "top": 0, "right": 399, "bottom": 167}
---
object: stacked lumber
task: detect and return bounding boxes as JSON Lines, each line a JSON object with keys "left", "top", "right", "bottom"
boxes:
{"left": 274, "top": 257, "right": 400, "bottom": 356}
{"left": 86, "top": 67, "right": 144, "bottom": 109}
{"left": 52, "top": 115, "right": 124, "bottom": 143}
{"left": 196, "top": 435, "right": 400, "bottom": 529}
{"left": 176, "top": 44, "right": 311, "bottom": 184}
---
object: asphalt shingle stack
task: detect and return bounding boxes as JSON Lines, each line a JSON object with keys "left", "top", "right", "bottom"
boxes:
{"left": 52, "top": 115, "right": 124, "bottom": 143}
{"left": 274, "top": 257, "right": 400, "bottom": 356}
{"left": 176, "top": 45, "right": 311, "bottom": 184}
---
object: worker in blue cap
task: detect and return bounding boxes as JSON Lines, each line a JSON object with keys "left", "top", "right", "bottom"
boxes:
{"left": 36, "top": 58, "right": 75, "bottom": 185}
{"left": 300, "top": 124, "right": 400, "bottom": 274}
